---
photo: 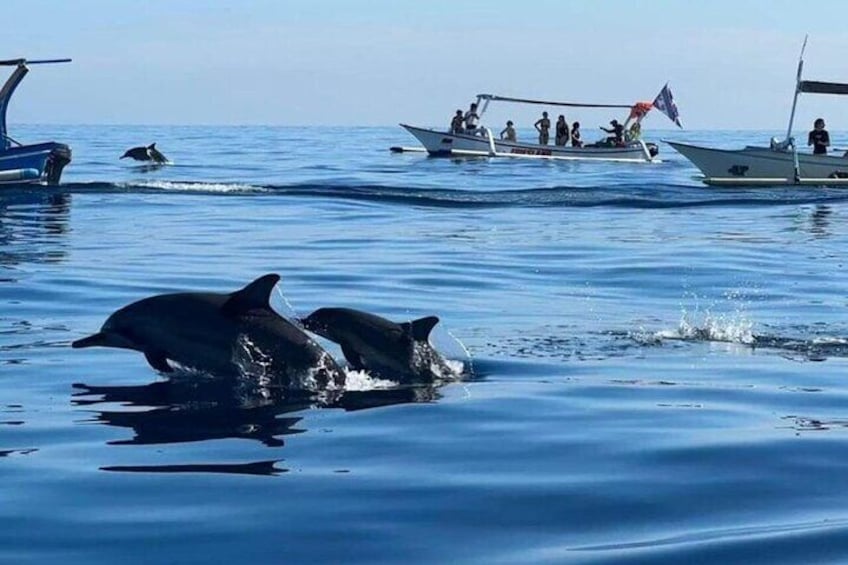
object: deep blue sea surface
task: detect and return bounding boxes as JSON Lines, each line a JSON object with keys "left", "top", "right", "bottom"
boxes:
{"left": 4, "top": 124, "right": 848, "bottom": 563}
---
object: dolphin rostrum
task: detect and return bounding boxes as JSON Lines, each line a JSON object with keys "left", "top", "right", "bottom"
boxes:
{"left": 72, "top": 274, "right": 344, "bottom": 390}
{"left": 299, "top": 307, "right": 458, "bottom": 383}
{"left": 120, "top": 143, "right": 169, "bottom": 164}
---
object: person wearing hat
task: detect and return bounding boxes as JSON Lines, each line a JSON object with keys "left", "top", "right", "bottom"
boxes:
{"left": 600, "top": 119, "right": 625, "bottom": 145}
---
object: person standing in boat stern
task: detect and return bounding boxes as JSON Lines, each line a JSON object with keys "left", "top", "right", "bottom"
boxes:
{"left": 808, "top": 118, "right": 830, "bottom": 155}
{"left": 555, "top": 115, "right": 569, "bottom": 146}
{"left": 535, "top": 111, "right": 551, "bottom": 145}
{"left": 500, "top": 120, "right": 517, "bottom": 142}
{"left": 571, "top": 121, "right": 582, "bottom": 147}
{"left": 464, "top": 103, "right": 480, "bottom": 134}
{"left": 450, "top": 110, "right": 464, "bottom": 134}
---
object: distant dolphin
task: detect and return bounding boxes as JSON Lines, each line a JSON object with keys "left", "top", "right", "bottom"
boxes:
{"left": 72, "top": 274, "right": 344, "bottom": 390}
{"left": 299, "top": 307, "right": 458, "bottom": 383}
{"left": 120, "top": 143, "right": 169, "bottom": 164}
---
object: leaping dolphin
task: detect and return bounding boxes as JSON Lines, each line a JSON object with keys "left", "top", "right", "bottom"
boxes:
{"left": 120, "top": 143, "right": 169, "bottom": 164}
{"left": 72, "top": 274, "right": 344, "bottom": 390}
{"left": 299, "top": 307, "right": 458, "bottom": 383}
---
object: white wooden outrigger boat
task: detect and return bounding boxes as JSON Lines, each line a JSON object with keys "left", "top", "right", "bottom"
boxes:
{"left": 668, "top": 38, "right": 848, "bottom": 186}
{"left": 394, "top": 92, "right": 676, "bottom": 163}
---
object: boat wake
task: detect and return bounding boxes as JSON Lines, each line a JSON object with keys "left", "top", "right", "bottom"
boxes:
{"left": 16, "top": 180, "right": 848, "bottom": 210}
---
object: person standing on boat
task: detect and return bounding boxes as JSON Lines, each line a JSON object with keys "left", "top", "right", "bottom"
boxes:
{"left": 464, "top": 103, "right": 480, "bottom": 134}
{"left": 808, "top": 118, "right": 830, "bottom": 155}
{"left": 555, "top": 115, "right": 569, "bottom": 146}
{"left": 450, "top": 110, "right": 465, "bottom": 134}
{"left": 535, "top": 111, "right": 551, "bottom": 145}
{"left": 571, "top": 122, "right": 582, "bottom": 147}
{"left": 500, "top": 120, "right": 517, "bottom": 142}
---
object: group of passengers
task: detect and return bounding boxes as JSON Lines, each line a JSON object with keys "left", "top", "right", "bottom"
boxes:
{"left": 450, "top": 102, "right": 643, "bottom": 148}
{"left": 527, "top": 112, "right": 583, "bottom": 147}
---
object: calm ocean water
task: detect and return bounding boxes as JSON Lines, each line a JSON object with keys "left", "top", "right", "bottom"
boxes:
{"left": 3, "top": 124, "right": 848, "bottom": 564}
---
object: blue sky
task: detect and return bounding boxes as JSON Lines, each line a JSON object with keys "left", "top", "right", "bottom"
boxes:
{"left": 5, "top": 0, "right": 848, "bottom": 129}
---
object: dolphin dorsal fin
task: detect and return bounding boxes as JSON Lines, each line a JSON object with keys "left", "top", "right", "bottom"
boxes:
{"left": 222, "top": 274, "right": 280, "bottom": 316}
{"left": 402, "top": 316, "right": 440, "bottom": 342}
{"left": 148, "top": 143, "right": 156, "bottom": 149}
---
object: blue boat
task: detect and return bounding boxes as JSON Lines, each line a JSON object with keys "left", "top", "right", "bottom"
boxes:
{"left": 0, "top": 58, "right": 72, "bottom": 185}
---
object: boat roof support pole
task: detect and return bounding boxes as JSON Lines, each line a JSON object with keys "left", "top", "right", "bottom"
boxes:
{"left": 478, "top": 94, "right": 490, "bottom": 119}
{"left": 788, "top": 36, "right": 808, "bottom": 183}
{"left": 0, "top": 64, "right": 28, "bottom": 151}
{"left": 785, "top": 36, "right": 808, "bottom": 145}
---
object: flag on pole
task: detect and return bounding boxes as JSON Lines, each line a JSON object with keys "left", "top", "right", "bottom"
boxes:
{"left": 652, "top": 84, "right": 683, "bottom": 128}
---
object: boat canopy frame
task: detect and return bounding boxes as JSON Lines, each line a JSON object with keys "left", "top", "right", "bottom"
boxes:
{"left": 782, "top": 36, "right": 848, "bottom": 181}
{"left": 474, "top": 93, "right": 638, "bottom": 122}
{"left": 0, "top": 58, "right": 71, "bottom": 150}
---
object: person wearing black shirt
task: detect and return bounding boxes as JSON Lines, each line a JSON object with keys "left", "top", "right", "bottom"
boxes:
{"left": 808, "top": 118, "right": 830, "bottom": 155}
{"left": 554, "top": 115, "right": 569, "bottom": 146}
{"left": 601, "top": 119, "right": 624, "bottom": 145}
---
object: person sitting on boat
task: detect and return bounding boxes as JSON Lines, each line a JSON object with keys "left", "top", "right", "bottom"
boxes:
{"left": 464, "top": 103, "right": 480, "bottom": 134}
{"left": 535, "top": 111, "right": 551, "bottom": 145}
{"left": 625, "top": 121, "right": 641, "bottom": 142}
{"left": 450, "top": 110, "right": 464, "bottom": 134}
{"left": 555, "top": 115, "right": 569, "bottom": 146}
{"left": 600, "top": 119, "right": 624, "bottom": 145}
{"left": 571, "top": 122, "right": 582, "bottom": 147}
{"left": 500, "top": 120, "right": 517, "bottom": 142}
{"left": 808, "top": 118, "right": 830, "bottom": 155}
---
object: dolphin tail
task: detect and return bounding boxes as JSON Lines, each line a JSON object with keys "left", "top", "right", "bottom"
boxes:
{"left": 402, "top": 316, "right": 440, "bottom": 342}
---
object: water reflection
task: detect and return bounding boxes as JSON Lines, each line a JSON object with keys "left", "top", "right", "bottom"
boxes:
{"left": 0, "top": 190, "right": 70, "bottom": 267}
{"left": 808, "top": 204, "right": 832, "bottom": 238}
{"left": 72, "top": 375, "right": 443, "bottom": 476}
{"left": 101, "top": 460, "right": 286, "bottom": 476}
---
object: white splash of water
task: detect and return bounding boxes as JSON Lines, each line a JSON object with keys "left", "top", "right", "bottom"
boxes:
{"left": 125, "top": 180, "right": 266, "bottom": 193}
{"left": 272, "top": 285, "right": 299, "bottom": 320}
{"left": 342, "top": 369, "right": 397, "bottom": 391}
{"left": 232, "top": 334, "right": 273, "bottom": 382}
{"left": 657, "top": 302, "right": 755, "bottom": 345}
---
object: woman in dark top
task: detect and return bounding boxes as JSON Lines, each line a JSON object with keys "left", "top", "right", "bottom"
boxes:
{"left": 808, "top": 118, "right": 830, "bottom": 155}
{"left": 571, "top": 121, "right": 582, "bottom": 147}
{"left": 555, "top": 115, "right": 569, "bottom": 146}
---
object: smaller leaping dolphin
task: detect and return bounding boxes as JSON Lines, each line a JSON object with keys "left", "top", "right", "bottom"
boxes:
{"left": 72, "top": 274, "right": 344, "bottom": 390}
{"left": 120, "top": 143, "right": 169, "bottom": 164}
{"left": 299, "top": 307, "right": 459, "bottom": 383}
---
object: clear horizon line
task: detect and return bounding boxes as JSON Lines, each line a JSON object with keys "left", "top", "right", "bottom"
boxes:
{"left": 7, "top": 122, "right": 807, "bottom": 132}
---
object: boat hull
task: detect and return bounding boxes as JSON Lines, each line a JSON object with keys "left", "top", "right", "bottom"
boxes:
{"left": 401, "top": 124, "right": 655, "bottom": 162}
{"left": 0, "top": 142, "right": 71, "bottom": 185}
{"left": 667, "top": 141, "right": 848, "bottom": 185}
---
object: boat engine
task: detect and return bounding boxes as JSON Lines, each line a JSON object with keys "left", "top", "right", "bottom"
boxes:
{"left": 647, "top": 143, "right": 659, "bottom": 158}
{"left": 44, "top": 144, "right": 72, "bottom": 185}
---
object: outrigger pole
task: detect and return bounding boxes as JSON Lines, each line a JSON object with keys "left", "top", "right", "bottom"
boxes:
{"left": 474, "top": 93, "right": 632, "bottom": 120}
{"left": 0, "top": 58, "right": 72, "bottom": 66}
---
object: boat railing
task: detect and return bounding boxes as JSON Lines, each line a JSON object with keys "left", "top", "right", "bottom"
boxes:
{"left": 2, "top": 134, "right": 23, "bottom": 147}
{"left": 637, "top": 140, "right": 653, "bottom": 162}
{"left": 481, "top": 127, "right": 497, "bottom": 157}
